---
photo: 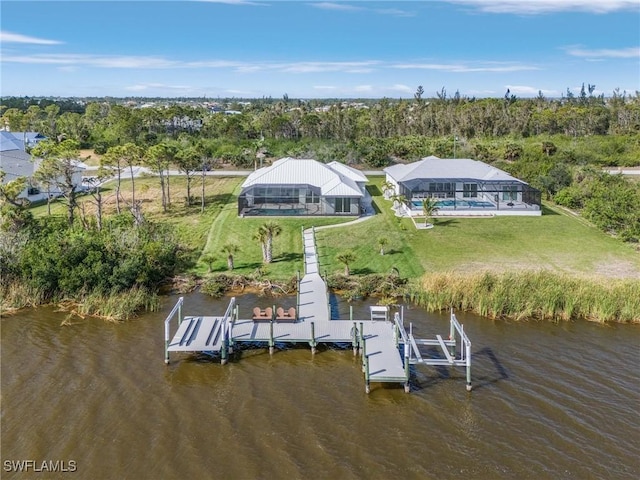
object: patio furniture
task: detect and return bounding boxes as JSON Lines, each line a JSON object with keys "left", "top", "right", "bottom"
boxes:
{"left": 252, "top": 306, "right": 273, "bottom": 322}
{"left": 275, "top": 307, "right": 297, "bottom": 323}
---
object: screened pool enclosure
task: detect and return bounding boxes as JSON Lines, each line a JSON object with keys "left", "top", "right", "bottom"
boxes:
{"left": 238, "top": 185, "right": 361, "bottom": 216}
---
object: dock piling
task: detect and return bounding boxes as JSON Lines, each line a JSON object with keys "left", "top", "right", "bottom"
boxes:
{"left": 351, "top": 322, "right": 358, "bottom": 356}
{"left": 404, "top": 342, "right": 410, "bottom": 393}
{"left": 310, "top": 321, "right": 317, "bottom": 354}
{"left": 269, "top": 307, "right": 275, "bottom": 355}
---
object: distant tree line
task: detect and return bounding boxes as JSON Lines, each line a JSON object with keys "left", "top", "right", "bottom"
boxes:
{"left": 1, "top": 87, "right": 639, "bottom": 243}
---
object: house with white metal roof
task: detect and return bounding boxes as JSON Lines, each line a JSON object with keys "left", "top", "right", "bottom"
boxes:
{"left": 0, "top": 132, "right": 84, "bottom": 203}
{"left": 384, "top": 156, "right": 541, "bottom": 216}
{"left": 238, "top": 157, "right": 367, "bottom": 216}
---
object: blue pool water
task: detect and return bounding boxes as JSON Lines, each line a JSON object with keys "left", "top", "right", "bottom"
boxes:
{"left": 411, "top": 199, "right": 495, "bottom": 209}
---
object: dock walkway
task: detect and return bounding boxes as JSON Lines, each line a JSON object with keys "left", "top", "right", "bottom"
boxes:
{"left": 165, "top": 226, "right": 471, "bottom": 393}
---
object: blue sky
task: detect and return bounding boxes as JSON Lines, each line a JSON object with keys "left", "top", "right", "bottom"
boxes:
{"left": 1, "top": 0, "right": 639, "bottom": 99}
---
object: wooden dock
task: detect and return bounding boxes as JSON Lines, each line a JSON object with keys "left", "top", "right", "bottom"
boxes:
{"left": 164, "top": 227, "right": 472, "bottom": 394}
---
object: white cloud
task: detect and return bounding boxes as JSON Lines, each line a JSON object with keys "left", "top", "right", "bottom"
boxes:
{"left": 374, "top": 8, "right": 417, "bottom": 17}
{"left": 389, "top": 84, "right": 414, "bottom": 93}
{"left": 505, "top": 85, "right": 558, "bottom": 96}
{"left": 0, "top": 31, "right": 63, "bottom": 45}
{"left": 310, "top": 2, "right": 362, "bottom": 12}
{"left": 2, "top": 53, "right": 178, "bottom": 68}
{"left": 125, "top": 83, "right": 193, "bottom": 91}
{"left": 311, "top": 2, "right": 415, "bottom": 16}
{"left": 2, "top": 52, "right": 384, "bottom": 74}
{"left": 354, "top": 85, "right": 373, "bottom": 92}
{"left": 447, "top": 0, "right": 639, "bottom": 14}
{"left": 279, "top": 61, "right": 377, "bottom": 73}
{"left": 392, "top": 62, "right": 539, "bottom": 72}
{"left": 565, "top": 46, "right": 640, "bottom": 59}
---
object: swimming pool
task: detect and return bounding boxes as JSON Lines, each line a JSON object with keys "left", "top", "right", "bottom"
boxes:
{"left": 411, "top": 199, "right": 495, "bottom": 209}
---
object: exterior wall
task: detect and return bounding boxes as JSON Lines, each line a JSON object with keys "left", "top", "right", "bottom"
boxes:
{"left": 325, "top": 197, "right": 360, "bottom": 215}
{"left": 384, "top": 174, "right": 401, "bottom": 198}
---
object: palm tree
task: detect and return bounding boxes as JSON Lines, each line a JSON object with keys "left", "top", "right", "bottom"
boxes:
{"left": 253, "top": 221, "right": 282, "bottom": 263}
{"left": 422, "top": 197, "right": 439, "bottom": 227}
{"left": 222, "top": 243, "right": 239, "bottom": 270}
{"left": 336, "top": 251, "right": 356, "bottom": 276}
{"left": 377, "top": 236, "right": 389, "bottom": 255}
{"left": 202, "top": 254, "right": 216, "bottom": 273}
{"left": 381, "top": 180, "right": 395, "bottom": 199}
{"left": 389, "top": 193, "right": 409, "bottom": 215}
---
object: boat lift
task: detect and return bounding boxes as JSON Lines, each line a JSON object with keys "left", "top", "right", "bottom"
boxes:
{"left": 393, "top": 308, "right": 472, "bottom": 392}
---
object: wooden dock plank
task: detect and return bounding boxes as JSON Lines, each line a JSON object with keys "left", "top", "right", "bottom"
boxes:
{"left": 364, "top": 322, "right": 406, "bottom": 382}
{"left": 168, "top": 317, "right": 225, "bottom": 352}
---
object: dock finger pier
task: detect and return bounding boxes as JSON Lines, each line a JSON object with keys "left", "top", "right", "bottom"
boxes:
{"left": 164, "top": 227, "right": 472, "bottom": 394}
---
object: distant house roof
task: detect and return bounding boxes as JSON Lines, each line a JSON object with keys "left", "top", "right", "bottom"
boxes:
{"left": 384, "top": 156, "right": 526, "bottom": 184}
{"left": 241, "top": 157, "right": 365, "bottom": 197}
{"left": 0, "top": 131, "right": 46, "bottom": 150}
{"left": 0, "top": 149, "right": 35, "bottom": 183}
{"left": 326, "top": 161, "right": 368, "bottom": 184}
{"left": 0, "top": 131, "right": 26, "bottom": 152}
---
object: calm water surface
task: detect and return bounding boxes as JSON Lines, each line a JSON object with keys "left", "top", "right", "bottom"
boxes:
{"left": 1, "top": 292, "right": 639, "bottom": 479}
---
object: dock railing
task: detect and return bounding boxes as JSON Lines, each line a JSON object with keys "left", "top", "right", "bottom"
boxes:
{"left": 450, "top": 310, "right": 472, "bottom": 391}
{"left": 220, "top": 297, "right": 236, "bottom": 365}
{"left": 164, "top": 296, "right": 184, "bottom": 364}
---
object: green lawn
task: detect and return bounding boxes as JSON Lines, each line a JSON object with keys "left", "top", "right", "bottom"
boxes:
{"left": 315, "top": 176, "right": 640, "bottom": 279}
{"left": 31, "top": 175, "right": 640, "bottom": 281}
{"left": 198, "top": 181, "right": 352, "bottom": 278}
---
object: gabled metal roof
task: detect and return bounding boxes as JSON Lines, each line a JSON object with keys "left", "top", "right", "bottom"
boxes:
{"left": 0, "top": 131, "right": 25, "bottom": 152}
{"left": 0, "top": 149, "right": 35, "bottom": 182}
{"left": 241, "top": 157, "right": 365, "bottom": 197}
{"left": 384, "top": 156, "right": 526, "bottom": 184}
{"left": 326, "top": 161, "right": 368, "bottom": 183}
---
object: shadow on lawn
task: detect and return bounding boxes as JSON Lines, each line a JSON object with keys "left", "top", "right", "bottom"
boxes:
{"left": 352, "top": 267, "right": 374, "bottom": 275}
{"left": 432, "top": 219, "right": 459, "bottom": 227}
{"left": 541, "top": 205, "right": 559, "bottom": 215}
{"left": 275, "top": 252, "right": 303, "bottom": 263}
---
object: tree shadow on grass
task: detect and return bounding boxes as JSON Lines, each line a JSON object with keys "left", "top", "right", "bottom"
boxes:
{"left": 237, "top": 261, "right": 263, "bottom": 270}
{"left": 352, "top": 267, "right": 374, "bottom": 275}
{"left": 432, "top": 219, "right": 459, "bottom": 227}
{"left": 367, "top": 185, "right": 382, "bottom": 196}
{"left": 274, "top": 252, "right": 303, "bottom": 263}
{"left": 541, "top": 205, "right": 559, "bottom": 215}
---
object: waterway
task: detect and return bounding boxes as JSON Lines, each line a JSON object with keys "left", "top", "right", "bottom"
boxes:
{"left": 1, "top": 292, "right": 638, "bottom": 479}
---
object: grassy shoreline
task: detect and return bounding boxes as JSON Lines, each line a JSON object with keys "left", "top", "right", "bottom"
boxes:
{"left": 13, "top": 174, "right": 639, "bottom": 323}
{"left": 410, "top": 271, "right": 639, "bottom": 323}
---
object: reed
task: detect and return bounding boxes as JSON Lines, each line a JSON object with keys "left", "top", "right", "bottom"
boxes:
{"left": 0, "top": 283, "right": 47, "bottom": 314}
{"left": 410, "top": 271, "right": 640, "bottom": 323}
{"left": 77, "top": 287, "right": 160, "bottom": 322}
